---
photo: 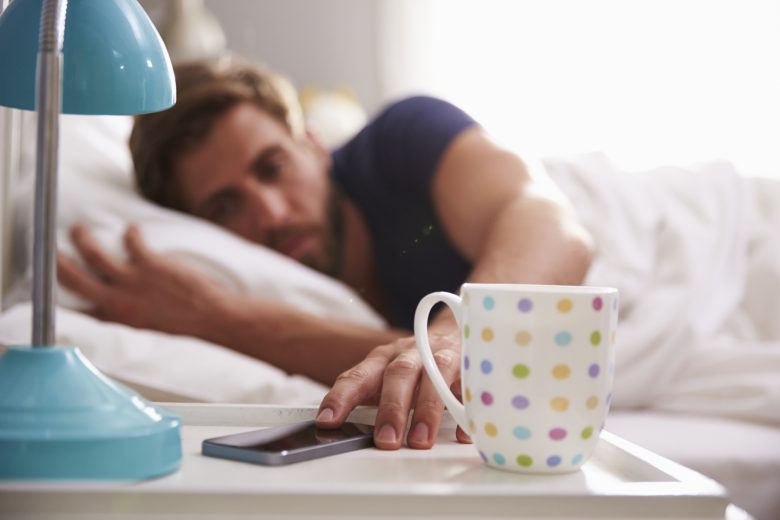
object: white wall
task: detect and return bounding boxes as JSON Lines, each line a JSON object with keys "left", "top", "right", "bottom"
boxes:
{"left": 379, "top": 0, "right": 780, "bottom": 179}
{"left": 142, "top": 0, "right": 383, "bottom": 112}
{"left": 137, "top": 0, "right": 780, "bottom": 178}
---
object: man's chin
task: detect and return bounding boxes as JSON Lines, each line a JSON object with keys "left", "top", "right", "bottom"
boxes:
{"left": 275, "top": 229, "right": 339, "bottom": 276}
{"left": 297, "top": 253, "right": 332, "bottom": 276}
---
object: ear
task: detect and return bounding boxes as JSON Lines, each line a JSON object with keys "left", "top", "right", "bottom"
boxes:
{"left": 305, "top": 128, "right": 333, "bottom": 168}
{"left": 305, "top": 128, "right": 328, "bottom": 156}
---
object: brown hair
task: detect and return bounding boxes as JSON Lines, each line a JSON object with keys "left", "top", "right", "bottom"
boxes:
{"left": 130, "top": 59, "right": 304, "bottom": 210}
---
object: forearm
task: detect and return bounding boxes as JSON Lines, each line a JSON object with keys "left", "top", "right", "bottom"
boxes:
{"left": 200, "top": 295, "right": 407, "bottom": 385}
{"left": 429, "top": 189, "right": 592, "bottom": 334}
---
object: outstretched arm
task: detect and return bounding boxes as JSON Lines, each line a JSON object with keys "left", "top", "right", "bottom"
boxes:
{"left": 57, "top": 225, "right": 405, "bottom": 385}
{"left": 316, "top": 127, "right": 593, "bottom": 449}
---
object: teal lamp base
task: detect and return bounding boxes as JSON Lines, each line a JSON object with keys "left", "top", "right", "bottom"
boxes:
{"left": 0, "top": 346, "right": 182, "bottom": 480}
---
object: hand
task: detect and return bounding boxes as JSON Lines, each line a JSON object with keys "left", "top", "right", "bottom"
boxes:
{"left": 57, "top": 224, "right": 233, "bottom": 337}
{"left": 315, "top": 327, "right": 471, "bottom": 450}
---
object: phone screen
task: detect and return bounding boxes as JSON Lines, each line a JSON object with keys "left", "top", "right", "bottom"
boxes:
{"left": 202, "top": 421, "right": 374, "bottom": 466}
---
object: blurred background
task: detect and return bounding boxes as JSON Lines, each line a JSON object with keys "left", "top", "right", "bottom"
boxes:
{"left": 140, "top": 0, "right": 780, "bottom": 178}
{"left": 2, "top": 0, "right": 779, "bottom": 303}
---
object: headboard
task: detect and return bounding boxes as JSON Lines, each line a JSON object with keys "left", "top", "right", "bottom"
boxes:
{"left": 0, "top": 106, "right": 25, "bottom": 311}
{"left": 0, "top": 0, "right": 24, "bottom": 310}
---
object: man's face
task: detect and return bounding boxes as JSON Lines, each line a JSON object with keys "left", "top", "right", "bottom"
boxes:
{"left": 174, "top": 102, "right": 338, "bottom": 274}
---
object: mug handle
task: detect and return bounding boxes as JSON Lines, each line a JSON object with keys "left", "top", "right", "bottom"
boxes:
{"left": 414, "top": 291, "right": 468, "bottom": 432}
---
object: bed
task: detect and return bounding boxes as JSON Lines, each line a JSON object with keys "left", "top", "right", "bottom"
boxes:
{"left": 0, "top": 111, "right": 779, "bottom": 520}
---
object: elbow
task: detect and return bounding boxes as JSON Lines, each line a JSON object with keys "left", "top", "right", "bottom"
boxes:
{"left": 564, "top": 225, "right": 594, "bottom": 285}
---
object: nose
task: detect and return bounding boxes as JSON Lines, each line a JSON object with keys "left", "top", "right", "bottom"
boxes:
{"left": 244, "top": 182, "right": 290, "bottom": 235}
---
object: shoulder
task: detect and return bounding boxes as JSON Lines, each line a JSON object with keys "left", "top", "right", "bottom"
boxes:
{"left": 378, "top": 95, "right": 461, "bottom": 115}
{"left": 371, "top": 95, "right": 477, "bottom": 132}
{"left": 331, "top": 96, "right": 479, "bottom": 190}
{"left": 364, "top": 95, "right": 479, "bottom": 163}
{"left": 336, "top": 95, "right": 477, "bottom": 152}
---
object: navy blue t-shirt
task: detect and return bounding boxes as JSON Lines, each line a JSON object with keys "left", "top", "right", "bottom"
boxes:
{"left": 331, "top": 96, "right": 478, "bottom": 329}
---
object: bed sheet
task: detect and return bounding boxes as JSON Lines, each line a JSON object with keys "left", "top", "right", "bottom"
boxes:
{"left": 0, "top": 303, "right": 329, "bottom": 405}
{"left": 546, "top": 153, "right": 780, "bottom": 426}
{"left": 5, "top": 114, "right": 779, "bottom": 427}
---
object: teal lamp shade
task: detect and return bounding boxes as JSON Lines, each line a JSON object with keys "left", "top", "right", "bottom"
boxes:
{"left": 0, "top": 0, "right": 175, "bottom": 114}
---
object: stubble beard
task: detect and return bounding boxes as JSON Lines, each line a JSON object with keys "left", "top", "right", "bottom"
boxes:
{"left": 271, "top": 186, "right": 343, "bottom": 278}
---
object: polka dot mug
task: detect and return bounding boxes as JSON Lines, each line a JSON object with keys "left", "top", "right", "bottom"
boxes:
{"left": 414, "top": 283, "right": 618, "bottom": 474}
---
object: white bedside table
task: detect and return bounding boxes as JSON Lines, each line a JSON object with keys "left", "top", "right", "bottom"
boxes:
{"left": 0, "top": 404, "right": 741, "bottom": 519}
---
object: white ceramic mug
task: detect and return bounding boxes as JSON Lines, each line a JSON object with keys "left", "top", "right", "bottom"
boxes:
{"left": 415, "top": 284, "right": 618, "bottom": 474}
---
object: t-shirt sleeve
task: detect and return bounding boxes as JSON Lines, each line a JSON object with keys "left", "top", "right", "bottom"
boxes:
{"left": 367, "top": 96, "right": 478, "bottom": 191}
{"left": 329, "top": 96, "right": 477, "bottom": 327}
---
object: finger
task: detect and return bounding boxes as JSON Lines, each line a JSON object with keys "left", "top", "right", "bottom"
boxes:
{"left": 316, "top": 353, "right": 390, "bottom": 429}
{"left": 70, "top": 225, "right": 129, "bottom": 281}
{"left": 123, "top": 225, "right": 156, "bottom": 264}
{"left": 57, "top": 252, "right": 109, "bottom": 303}
{"left": 450, "top": 380, "right": 472, "bottom": 443}
{"left": 455, "top": 425, "right": 472, "bottom": 444}
{"left": 82, "top": 306, "right": 109, "bottom": 322}
{"left": 373, "top": 349, "right": 424, "bottom": 450}
{"left": 407, "top": 348, "right": 460, "bottom": 449}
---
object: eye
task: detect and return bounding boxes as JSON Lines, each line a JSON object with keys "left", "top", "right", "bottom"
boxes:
{"left": 258, "top": 160, "right": 280, "bottom": 181}
{"left": 253, "top": 151, "right": 285, "bottom": 182}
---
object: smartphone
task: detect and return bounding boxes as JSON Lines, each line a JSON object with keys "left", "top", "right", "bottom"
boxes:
{"left": 201, "top": 421, "right": 374, "bottom": 466}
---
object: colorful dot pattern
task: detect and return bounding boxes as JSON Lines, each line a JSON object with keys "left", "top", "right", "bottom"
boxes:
{"left": 459, "top": 288, "right": 617, "bottom": 472}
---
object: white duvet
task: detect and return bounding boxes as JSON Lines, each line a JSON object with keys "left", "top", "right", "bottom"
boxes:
{"left": 545, "top": 153, "right": 780, "bottom": 426}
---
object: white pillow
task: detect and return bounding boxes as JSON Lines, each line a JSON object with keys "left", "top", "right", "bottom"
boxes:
{"left": 19, "top": 112, "right": 384, "bottom": 326}
{"left": 3, "top": 112, "right": 385, "bottom": 404}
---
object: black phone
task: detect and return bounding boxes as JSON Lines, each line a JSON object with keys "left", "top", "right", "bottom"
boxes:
{"left": 201, "top": 421, "right": 374, "bottom": 466}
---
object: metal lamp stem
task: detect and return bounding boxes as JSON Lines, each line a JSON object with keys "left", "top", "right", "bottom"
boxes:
{"left": 31, "top": 0, "right": 66, "bottom": 347}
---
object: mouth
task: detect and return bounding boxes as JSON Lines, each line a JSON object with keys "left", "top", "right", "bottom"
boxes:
{"left": 278, "top": 232, "right": 319, "bottom": 261}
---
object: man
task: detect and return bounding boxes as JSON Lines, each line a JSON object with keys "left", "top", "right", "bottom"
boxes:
{"left": 57, "top": 61, "right": 593, "bottom": 450}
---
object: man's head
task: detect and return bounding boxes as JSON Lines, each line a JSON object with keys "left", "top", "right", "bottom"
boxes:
{"left": 131, "top": 61, "right": 340, "bottom": 275}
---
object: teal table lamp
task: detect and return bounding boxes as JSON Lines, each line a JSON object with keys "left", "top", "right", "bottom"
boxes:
{"left": 0, "top": 0, "right": 181, "bottom": 479}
